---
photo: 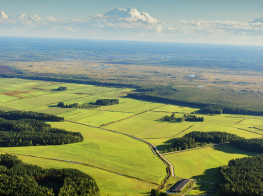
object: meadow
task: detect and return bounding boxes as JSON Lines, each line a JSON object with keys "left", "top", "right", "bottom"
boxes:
{"left": 164, "top": 144, "right": 259, "bottom": 195}
{"left": 1, "top": 77, "right": 263, "bottom": 195}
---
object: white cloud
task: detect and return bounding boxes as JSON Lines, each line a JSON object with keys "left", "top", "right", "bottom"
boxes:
{"left": 0, "top": 8, "right": 162, "bottom": 33}
{"left": 249, "top": 17, "right": 263, "bottom": 23}
{"left": 0, "top": 10, "right": 8, "bottom": 19}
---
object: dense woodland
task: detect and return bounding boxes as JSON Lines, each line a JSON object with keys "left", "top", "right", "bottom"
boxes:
{"left": 219, "top": 154, "right": 263, "bottom": 196}
{"left": 127, "top": 86, "right": 263, "bottom": 116}
{"left": 0, "top": 111, "right": 83, "bottom": 147}
{"left": 0, "top": 154, "right": 100, "bottom": 196}
{"left": 95, "top": 99, "right": 119, "bottom": 106}
{"left": 0, "top": 110, "right": 64, "bottom": 122}
{"left": 173, "top": 131, "right": 263, "bottom": 153}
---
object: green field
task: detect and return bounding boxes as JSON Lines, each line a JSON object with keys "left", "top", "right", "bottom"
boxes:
{"left": 1, "top": 77, "right": 263, "bottom": 195}
{"left": 165, "top": 144, "right": 259, "bottom": 195}
{"left": 0, "top": 122, "right": 166, "bottom": 195}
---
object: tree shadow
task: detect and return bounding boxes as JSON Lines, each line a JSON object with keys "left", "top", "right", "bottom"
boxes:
{"left": 213, "top": 144, "right": 259, "bottom": 156}
{"left": 191, "top": 167, "right": 220, "bottom": 195}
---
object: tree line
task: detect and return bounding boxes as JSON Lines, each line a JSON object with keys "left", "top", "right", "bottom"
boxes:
{"left": 57, "top": 102, "right": 99, "bottom": 109}
{"left": 57, "top": 99, "right": 119, "bottom": 109}
{"left": 0, "top": 110, "right": 64, "bottom": 122}
{"left": 0, "top": 118, "right": 83, "bottom": 147}
{"left": 219, "top": 154, "right": 263, "bottom": 196}
{"left": 0, "top": 153, "right": 100, "bottom": 196}
{"left": 162, "top": 113, "right": 204, "bottom": 122}
{"left": 173, "top": 131, "right": 263, "bottom": 153}
{"left": 95, "top": 99, "right": 119, "bottom": 106}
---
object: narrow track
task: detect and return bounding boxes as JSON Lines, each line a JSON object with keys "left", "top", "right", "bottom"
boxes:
{"left": 65, "top": 120, "right": 175, "bottom": 184}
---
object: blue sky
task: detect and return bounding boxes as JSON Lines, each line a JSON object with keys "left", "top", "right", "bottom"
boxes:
{"left": 1, "top": 0, "right": 263, "bottom": 45}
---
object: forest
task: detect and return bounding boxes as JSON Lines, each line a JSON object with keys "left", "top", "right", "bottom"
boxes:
{"left": 173, "top": 131, "right": 263, "bottom": 153}
{"left": 0, "top": 110, "right": 64, "bottom": 122}
{"left": 219, "top": 154, "right": 263, "bottom": 196}
{"left": 0, "top": 153, "right": 100, "bottom": 196}
{"left": 0, "top": 111, "right": 83, "bottom": 147}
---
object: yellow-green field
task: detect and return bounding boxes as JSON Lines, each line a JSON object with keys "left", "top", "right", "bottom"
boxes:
{"left": 1, "top": 77, "right": 263, "bottom": 195}
{"left": 165, "top": 144, "right": 259, "bottom": 195}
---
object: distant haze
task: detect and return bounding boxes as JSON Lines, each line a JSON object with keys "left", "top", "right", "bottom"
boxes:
{"left": 1, "top": 0, "right": 263, "bottom": 45}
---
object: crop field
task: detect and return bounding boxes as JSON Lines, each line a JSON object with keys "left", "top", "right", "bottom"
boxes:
{"left": 165, "top": 144, "right": 259, "bottom": 195}
{"left": 1, "top": 77, "right": 263, "bottom": 195}
{"left": 1, "top": 154, "right": 156, "bottom": 196}
{"left": 0, "top": 122, "right": 166, "bottom": 195}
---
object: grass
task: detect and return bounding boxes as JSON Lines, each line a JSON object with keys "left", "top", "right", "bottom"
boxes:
{"left": 0, "top": 94, "right": 18, "bottom": 102}
{"left": 62, "top": 109, "right": 134, "bottom": 127}
{"left": 3, "top": 154, "right": 156, "bottom": 196}
{"left": 0, "top": 122, "right": 166, "bottom": 185}
{"left": 1, "top": 78, "right": 263, "bottom": 195}
{"left": 105, "top": 111, "right": 262, "bottom": 140}
{"left": 164, "top": 144, "right": 258, "bottom": 195}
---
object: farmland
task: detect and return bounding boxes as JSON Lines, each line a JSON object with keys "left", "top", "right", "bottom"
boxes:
{"left": 1, "top": 77, "right": 263, "bottom": 195}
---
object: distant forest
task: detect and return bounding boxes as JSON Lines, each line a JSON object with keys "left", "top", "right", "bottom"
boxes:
{"left": 2, "top": 71, "right": 263, "bottom": 116}
{"left": 0, "top": 110, "right": 83, "bottom": 147}
{"left": 0, "top": 153, "right": 100, "bottom": 196}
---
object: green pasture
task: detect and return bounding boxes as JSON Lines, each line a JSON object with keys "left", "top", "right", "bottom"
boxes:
{"left": 165, "top": 144, "right": 258, "bottom": 194}
{"left": 152, "top": 104, "right": 199, "bottom": 114}
{"left": 105, "top": 111, "right": 190, "bottom": 138}
{"left": 61, "top": 109, "right": 134, "bottom": 127}
{"left": 0, "top": 94, "right": 18, "bottom": 102}
{"left": 96, "top": 98, "right": 164, "bottom": 113}
{"left": 0, "top": 122, "right": 166, "bottom": 185}
{"left": 0, "top": 80, "right": 49, "bottom": 93}
{"left": 0, "top": 154, "right": 156, "bottom": 196}
{"left": 35, "top": 106, "right": 77, "bottom": 115}
{"left": 3, "top": 92, "right": 87, "bottom": 110}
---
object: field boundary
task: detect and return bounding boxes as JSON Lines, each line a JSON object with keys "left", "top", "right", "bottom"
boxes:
{"left": 0, "top": 151, "right": 158, "bottom": 186}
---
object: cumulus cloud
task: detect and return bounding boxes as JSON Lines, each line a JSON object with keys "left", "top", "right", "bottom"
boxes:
{"left": 0, "top": 8, "right": 162, "bottom": 33}
{"left": 0, "top": 10, "right": 8, "bottom": 19}
{"left": 90, "top": 7, "right": 162, "bottom": 32}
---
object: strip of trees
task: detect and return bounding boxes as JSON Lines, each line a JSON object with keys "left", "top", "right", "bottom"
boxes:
{"left": 0, "top": 111, "right": 83, "bottom": 147}
{"left": 57, "top": 102, "right": 99, "bottom": 109}
{"left": 219, "top": 154, "right": 263, "bottom": 196}
{"left": 95, "top": 99, "right": 119, "bottom": 106}
{"left": 0, "top": 110, "right": 64, "bottom": 122}
{"left": 173, "top": 131, "right": 263, "bottom": 153}
{"left": 0, "top": 118, "right": 83, "bottom": 147}
{"left": 0, "top": 153, "right": 100, "bottom": 196}
{"left": 57, "top": 86, "right": 67, "bottom": 91}
{"left": 162, "top": 114, "right": 203, "bottom": 122}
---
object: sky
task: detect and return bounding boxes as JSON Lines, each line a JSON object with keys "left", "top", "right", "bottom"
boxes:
{"left": 1, "top": 0, "right": 263, "bottom": 45}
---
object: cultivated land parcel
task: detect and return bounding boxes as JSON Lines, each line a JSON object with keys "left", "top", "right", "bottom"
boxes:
{"left": 0, "top": 78, "right": 263, "bottom": 195}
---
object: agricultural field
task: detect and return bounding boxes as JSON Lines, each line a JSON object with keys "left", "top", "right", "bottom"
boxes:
{"left": 1, "top": 77, "right": 263, "bottom": 195}
{"left": 164, "top": 144, "right": 259, "bottom": 195}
